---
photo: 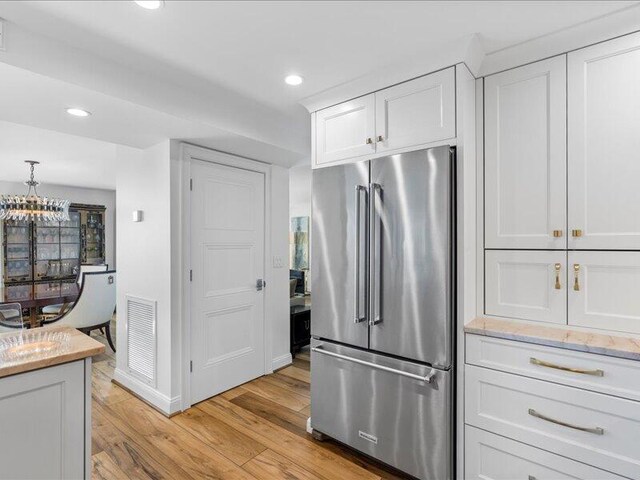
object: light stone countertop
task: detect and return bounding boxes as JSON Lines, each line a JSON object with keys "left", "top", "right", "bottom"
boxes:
{"left": 465, "top": 317, "right": 640, "bottom": 361}
{"left": 0, "top": 325, "right": 105, "bottom": 378}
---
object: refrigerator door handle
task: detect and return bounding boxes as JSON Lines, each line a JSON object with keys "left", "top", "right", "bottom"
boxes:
{"left": 369, "top": 183, "right": 382, "bottom": 326}
{"left": 354, "top": 185, "right": 367, "bottom": 323}
{"left": 312, "top": 346, "right": 437, "bottom": 383}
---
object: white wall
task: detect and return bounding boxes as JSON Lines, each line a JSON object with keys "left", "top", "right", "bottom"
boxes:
{"left": 113, "top": 142, "right": 178, "bottom": 413}
{"left": 270, "top": 165, "right": 292, "bottom": 369}
{"left": 289, "top": 163, "right": 312, "bottom": 219}
{"left": 0, "top": 181, "right": 116, "bottom": 268}
{"left": 289, "top": 163, "right": 312, "bottom": 285}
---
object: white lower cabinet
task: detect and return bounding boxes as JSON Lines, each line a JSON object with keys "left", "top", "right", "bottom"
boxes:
{"left": 465, "top": 426, "right": 624, "bottom": 480}
{"left": 465, "top": 364, "right": 640, "bottom": 479}
{"left": 0, "top": 360, "right": 89, "bottom": 479}
{"left": 568, "top": 251, "right": 640, "bottom": 334}
{"left": 485, "top": 250, "right": 567, "bottom": 324}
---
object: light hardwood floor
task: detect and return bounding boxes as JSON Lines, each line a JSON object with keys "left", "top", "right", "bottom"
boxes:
{"left": 90, "top": 330, "right": 409, "bottom": 480}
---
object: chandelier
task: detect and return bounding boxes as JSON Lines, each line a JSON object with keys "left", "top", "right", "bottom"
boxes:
{"left": 0, "top": 161, "right": 70, "bottom": 222}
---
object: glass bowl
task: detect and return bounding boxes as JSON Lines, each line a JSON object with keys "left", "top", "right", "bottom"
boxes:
{"left": 0, "top": 330, "right": 71, "bottom": 364}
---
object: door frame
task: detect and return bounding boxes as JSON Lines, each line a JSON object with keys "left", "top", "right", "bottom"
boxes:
{"left": 179, "top": 142, "right": 272, "bottom": 410}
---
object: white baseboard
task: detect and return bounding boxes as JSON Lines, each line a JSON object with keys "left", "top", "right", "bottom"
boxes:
{"left": 113, "top": 368, "right": 181, "bottom": 416}
{"left": 271, "top": 353, "right": 292, "bottom": 372}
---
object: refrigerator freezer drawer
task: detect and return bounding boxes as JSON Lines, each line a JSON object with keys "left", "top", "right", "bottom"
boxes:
{"left": 311, "top": 339, "right": 452, "bottom": 480}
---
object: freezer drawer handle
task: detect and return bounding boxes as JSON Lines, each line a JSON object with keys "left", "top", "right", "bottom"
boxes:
{"left": 312, "top": 346, "right": 436, "bottom": 383}
{"left": 528, "top": 408, "right": 604, "bottom": 435}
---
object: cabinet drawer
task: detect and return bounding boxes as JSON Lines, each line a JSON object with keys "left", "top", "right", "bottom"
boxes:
{"left": 466, "top": 426, "right": 624, "bottom": 480}
{"left": 466, "top": 365, "right": 640, "bottom": 479}
{"left": 466, "top": 334, "right": 640, "bottom": 402}
{"left": 485, "top": 250, "right": 567, "bottom": 324}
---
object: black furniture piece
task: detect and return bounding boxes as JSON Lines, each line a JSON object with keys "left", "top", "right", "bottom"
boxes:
{"left": 290, "top": 304, "right": 311, "bottom": 357}
{"left": 289, "top": 269, "right": 306, "bottom": 294}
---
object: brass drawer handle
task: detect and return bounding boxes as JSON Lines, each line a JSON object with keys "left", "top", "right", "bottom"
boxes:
{"left": 365, "top": 138, "right": 373, "bottom": 145}
{"left": 528, "top": 408, "right": 604, "bottom": 435}
{"left": 553, "top": 230, "right": 563, "bottom": 238}
{"left": 554, "top": 263, "right": 561, "bottom": 290}
{"left": 377, "top": 135, "right": 384, "bottom": 142}
{"left": 530, "top": 357, "right": 604, "bottom": 377}
{"left": 572, "top": 229, "right": 583, "bottom": 237}
{"left": 573, "top": 264, "right": 580, "bottom": 291}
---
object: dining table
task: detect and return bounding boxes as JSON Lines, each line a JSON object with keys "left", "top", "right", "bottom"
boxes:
{"left": 0, "top": 284, "right": 80, "bottom": 328}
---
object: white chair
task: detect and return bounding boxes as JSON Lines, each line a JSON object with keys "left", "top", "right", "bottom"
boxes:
{"left": 0, "top": 303, "right": 24, "bottom": 334}
{"left": 42, "top": 264, "right": 109, "bottom": 318}
{"left": 44, "top": 271, "right": 116, "bottom": 351}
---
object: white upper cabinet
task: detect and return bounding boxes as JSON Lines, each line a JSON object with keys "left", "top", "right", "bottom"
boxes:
{"left": 485, "top": 250, "right": 567, "bottom": 324}
{"left": 484, "top": 56, "right": 567, "bottom": 249}
{"left": 312, "top": 68, "right": 456, "bottom": 168}
{"left": 375, "top": 67, "right": 455, "bottom": 153}
{"left": 568, "top": 251, "right": 640, "bottom": 334}
{"left": 315, "top": 94, "right": 376, "bottom": 166}
{"left": 568, "top": 33, "right": 640, "bottom": 250}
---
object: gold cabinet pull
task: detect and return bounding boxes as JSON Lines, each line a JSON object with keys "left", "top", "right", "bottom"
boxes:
{"left": 376, "top": 135, "right": 384, "bottom": 142}
{"left": 530, "top": 357, "right": 604, "bottom": 376}
{"left": 528, "top": 408, "right": 604, "bottom": 435}
{"left": 553, "top": 230, "right": 563, "bottom": 237}
{"left": 572, "top": 229, "right": 583, "bottom": 237}
{"left": 573, "top": 264, "right": 580, "bottom": 291}
{"left": 554, "top": 263, "right": 562, "bottom": 290}
{"left": 365, "top": 138, "right": 373, "bottom": 145}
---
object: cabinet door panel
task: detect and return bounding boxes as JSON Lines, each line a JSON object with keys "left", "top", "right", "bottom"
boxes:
{"left": 485, "top": 250, "right": 566, "bottom": 324}
{"left": 568, "top": 32, "right": 640, "bottom": 249}
{"left": 568, "top": 251, "right": 640, "bottom": 334}
{"left": 315, "top": 95, "right": 375, "bottom": 166}
{"left": 485, "top": 56, "right": 566, "bottom": 249}
{"left": 0, "top": 361, "right": 85, "bottom": 479}
{"left": 375, "top": 67, "right": 455, "bottom": 153}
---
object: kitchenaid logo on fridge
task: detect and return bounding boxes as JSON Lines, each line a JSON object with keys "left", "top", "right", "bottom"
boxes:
{"left": 358, "top": 430, "right": 378, "bottom": 444}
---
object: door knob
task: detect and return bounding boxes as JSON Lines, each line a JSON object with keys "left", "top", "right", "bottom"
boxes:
{"left": 256, "top": 279, "right": 266, "bottom": 291}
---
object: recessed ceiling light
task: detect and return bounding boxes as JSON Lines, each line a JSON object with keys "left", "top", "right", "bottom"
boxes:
{"left": 285, "top": 75, "right": 303, "bottom": 86}
{"left": 134, "top": 0, "right": 164, "bottom": 10}
{"left": 66, "top": 108, "right": 91, "bottom": 117}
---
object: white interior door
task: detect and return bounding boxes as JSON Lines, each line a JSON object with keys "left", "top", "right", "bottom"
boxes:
{"left": 190, "top": 159, "right": 265, "bottom": 404}
{"left": 484, "top": 56, "right": 567, "bottom": 249}
{"left": 568, "top": 32, "right": 640, "bottom": 249}
{"left": 485, "top": 250, "right": 567, "bottom": 324}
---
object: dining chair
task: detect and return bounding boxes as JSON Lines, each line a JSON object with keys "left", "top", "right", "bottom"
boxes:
{"left": 0, "top": 303, "right": 24, "bottom": 334}
{"left": 42, "top": 264, "right": 109, "bottom": 318}
{"left": 44, "top": 271, "right": 116, "bottom": 352}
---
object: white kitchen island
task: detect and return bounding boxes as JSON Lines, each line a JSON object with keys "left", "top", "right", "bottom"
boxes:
{"left": 0, "top": 326, "right": 104, "bottom": 480}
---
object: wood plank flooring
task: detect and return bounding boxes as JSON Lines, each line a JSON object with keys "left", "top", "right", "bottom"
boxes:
{"left": 91, "top": 330, "right": 409, "bottom": 480}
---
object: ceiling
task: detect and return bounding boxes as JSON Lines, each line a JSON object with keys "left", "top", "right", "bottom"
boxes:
{"left": 0, "top": 1, "right": 637, "bottom": 171}
{"left": 0, "top": 121, "right": 117, "bottom": 190}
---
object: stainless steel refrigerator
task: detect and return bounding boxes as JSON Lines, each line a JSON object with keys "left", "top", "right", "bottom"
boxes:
{"left": 311, "top": 145, "right": 455, "bottom": 480}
